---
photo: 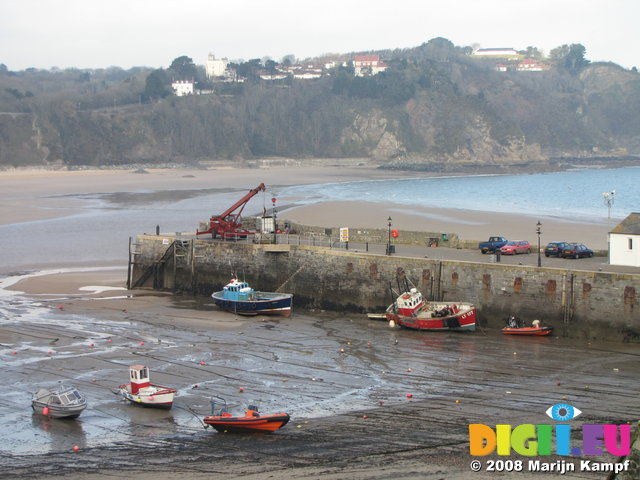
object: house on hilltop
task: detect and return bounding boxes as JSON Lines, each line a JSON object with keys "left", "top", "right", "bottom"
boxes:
{"left": 171, "top": 80, "right": 194, "bottom": 96}
{"left": 609, "top": 213, "right": 640, "bottom": 267}
{"left": 516, "top": 58, "right": 545, "bottom": 71}
{"left": 353, "top": 55, "right": 388, "bottom": 76}
{"left": 472, "top": 48, "right": 519, "bottom": 59}
{"left": 205, "top": 54, "right": 230, "bottom": 79}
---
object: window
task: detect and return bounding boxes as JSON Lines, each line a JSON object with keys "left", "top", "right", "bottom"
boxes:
{"left": 629, "top": 238, "right": 633, "bottom": 250}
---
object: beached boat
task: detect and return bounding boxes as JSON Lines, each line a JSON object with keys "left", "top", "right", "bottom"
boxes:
{"left": 204, "top": 402, "right": 290, "bottom": 433}
{"left": 119, "top": 365, "right": 176, "bottom": 409}
{"left": 502, "top": 318, "right": 553, "bottom": 336}
{"left": 385, "top": 282, "right": 476, "bottom": 332}
{"left": 211, "top": 278, "right": 293, "bottom": 317}
{"left": 32, "top": 384, "right": 87, "bottom": 418}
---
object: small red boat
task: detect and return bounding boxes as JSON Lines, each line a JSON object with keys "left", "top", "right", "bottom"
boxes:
{"left": 502, "top": 318, "right": 553, "bottom": 336}
{"left": 204, "top": 403, "right": 290, "bottom": 433}
{"left": 385, "top": 282, "right": 476, "bottom": 332}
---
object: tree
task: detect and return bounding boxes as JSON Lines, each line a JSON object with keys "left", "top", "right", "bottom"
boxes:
{"left": 169, "top": 56, "right": 197, "bottom": 80}
{"left": 522, "top": 46, "right": 542, "bottom": 60}
{"left": 564, "top": 44, "right": 590, "bottom": 73}
{"left": 264, "top": 59, "right": 279, "bottom": 75}
{"left": 143, "top": 69, "right": 172, "bottom": 101}
{"left": 549, "top": 44, "right": 589, "bottom": 73}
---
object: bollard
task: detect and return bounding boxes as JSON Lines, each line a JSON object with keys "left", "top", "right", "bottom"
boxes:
{"left": 156, "top": 225, "right": 160, "bottom": 235}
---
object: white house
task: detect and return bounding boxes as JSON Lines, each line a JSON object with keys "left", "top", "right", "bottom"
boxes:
{"left": 171, "top": 80, "right": 194, "bottom": 96}
{"left": 205, "top": 54, "right": 230, "bottom": 78}
{"left": 472, "top": 48, "right": 519, "bottom": 58}
{"left": 609, "top": 213, "right": 640, "bottom": 267}
{"left": 353, "top": 55, "right": 388, "bottom": 76}
{"left": 516, "top": 58, "right": 544, "bottom": 71}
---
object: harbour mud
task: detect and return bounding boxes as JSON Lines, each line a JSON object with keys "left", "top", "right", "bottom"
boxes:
{"left": 1, "top": 269, "right": 639, "bottom": 479}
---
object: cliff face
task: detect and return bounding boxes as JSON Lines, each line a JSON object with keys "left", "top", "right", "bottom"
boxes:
{"left": 1, "top": 61, "right": 639, "bottom": 169}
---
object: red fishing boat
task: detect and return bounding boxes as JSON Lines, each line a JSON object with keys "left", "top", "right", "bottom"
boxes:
{"left": 204, "top": 401, "right": 290, "bottom": 433}
{"left": 385, "top": 281, "right": 476, "bottom": 332}
{"left": 502, "top": 318, "right": 553, "bottom": 336}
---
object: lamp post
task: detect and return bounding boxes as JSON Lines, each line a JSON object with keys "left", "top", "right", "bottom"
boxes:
{"left": 602, "top": 190, "right": 616, "bottom": 231}
{"left": 536, "top": 220, "right": 542, "bottom": 267}
{"left": 602, "top": 190, "right": 615, "bottom": 264}
{"left": 387, "top": 216, "right": 392, "bottom": 255}
{"left": 271, "top": 197, "right": 277, "bottom": 244}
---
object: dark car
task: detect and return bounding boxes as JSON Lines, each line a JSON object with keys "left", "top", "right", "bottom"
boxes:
{"left": 544, "top": 241, "right": 570, "bottom": 257}
{"left": 561, "top": 243, "right": 594, "bottom": 259}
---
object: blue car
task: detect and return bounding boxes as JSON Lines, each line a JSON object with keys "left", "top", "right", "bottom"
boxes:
{"left": 561, "top": 243, "right": 594, "bottom": 259}
{"left": 544, "top": 241, "right": 570, "bottom": 257}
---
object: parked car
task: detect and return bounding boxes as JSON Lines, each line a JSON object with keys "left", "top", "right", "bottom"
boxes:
{"left": 561, "top": 243, "right": 594, "bottom": 259}
{"left": 544, "top": 241, "right": 570, "bottom": 257}
{"left": 499, "top": 240, "right": 531, "bottom": 255}
{"left": 479, "top": 236, "right": 508, "bottom": 254}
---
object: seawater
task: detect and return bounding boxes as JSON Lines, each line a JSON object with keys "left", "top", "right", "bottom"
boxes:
{"left": 277, "top": 167, "right": 638, "bottom": 221}
{"left": 0, "top": 167, "right": 634, "bottom": 272}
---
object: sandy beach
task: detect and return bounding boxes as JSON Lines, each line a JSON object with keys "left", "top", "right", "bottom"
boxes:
{"left": 0, "top": 165, "right": 610, "bottom": 249}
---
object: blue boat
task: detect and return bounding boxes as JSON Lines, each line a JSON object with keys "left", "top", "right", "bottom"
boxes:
{"left": 211, "top": 278, "right": 293, "bottom": 317}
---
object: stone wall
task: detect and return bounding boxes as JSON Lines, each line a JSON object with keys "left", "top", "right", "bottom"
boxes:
{"left": 130, "top": 235, "right": 640, "bottom": 342}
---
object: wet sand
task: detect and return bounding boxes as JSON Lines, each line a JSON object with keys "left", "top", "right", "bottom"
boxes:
{"left": 2, "top": 269, "right": 640, "bottom": 479}
{"left": 0, "top": 165, "right": 610, "bottom": 249}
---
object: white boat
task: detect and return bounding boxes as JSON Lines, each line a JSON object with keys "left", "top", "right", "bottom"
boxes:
{"left": 119, "top": 365, "right": 176, "bottom": 409}
{"left": 32, "top": 384, "right": 87, "bottom": 418}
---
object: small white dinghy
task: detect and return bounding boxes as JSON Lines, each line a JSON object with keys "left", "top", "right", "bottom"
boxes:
{"left": 119, "top": 365, "right": 176, "bottom": 409}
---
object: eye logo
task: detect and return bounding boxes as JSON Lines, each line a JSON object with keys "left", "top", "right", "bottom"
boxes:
{"left": 545, "top": 403, "right": 582, "bottom": 421}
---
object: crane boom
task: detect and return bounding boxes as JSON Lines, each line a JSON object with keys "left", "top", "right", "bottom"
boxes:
{"left": 197, "top": 183, "right": 266, "bottom": 238}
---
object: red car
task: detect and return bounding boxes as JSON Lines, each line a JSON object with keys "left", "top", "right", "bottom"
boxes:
{"left": 499, "top": 240, "right": 531, "bottom": 255}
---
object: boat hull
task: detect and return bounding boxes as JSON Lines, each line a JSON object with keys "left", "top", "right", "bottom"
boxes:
{"left": 31, "top": 401, "right": 86, "bottom": 419}
{"left": 502, "top": 326, "right": 553, "bottom": 336}
{"left": 212, "top": 291, "right": 293, "bottom": 317}
{"left": 119, "top": 384, "right": 176, "bottom": 408}
{"left": 386, "top": 304, "right": 476, "bottom": 332}
{"left": 204, "top": 413, "right": 290, "bottom": 433}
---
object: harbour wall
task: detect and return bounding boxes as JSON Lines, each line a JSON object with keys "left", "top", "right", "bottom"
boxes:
{"left": 130, "top": 235, "right": 640, "bottom": 342}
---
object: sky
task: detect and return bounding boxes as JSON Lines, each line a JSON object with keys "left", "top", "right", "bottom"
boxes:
{"left": 1, "top": 0, "right": 638, "bottom": 71}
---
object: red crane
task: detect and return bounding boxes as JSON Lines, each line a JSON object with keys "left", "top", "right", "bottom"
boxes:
{"left": 197, "top": 183, "right": 266, "bottom": 239}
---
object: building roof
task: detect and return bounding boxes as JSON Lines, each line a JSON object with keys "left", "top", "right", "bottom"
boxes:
{"left": 611, "top": 213, "right": 640, "bottom": 235}
{"left": 354, "top": 55, "right": 380, "bottom": 62}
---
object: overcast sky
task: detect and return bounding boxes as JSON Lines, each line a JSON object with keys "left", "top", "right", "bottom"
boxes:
{"left": 1, "top": 0, "right": 638, "bottom": 71}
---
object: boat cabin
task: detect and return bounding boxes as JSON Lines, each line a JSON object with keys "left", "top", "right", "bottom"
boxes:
{"left": 396, "top": 288, "right": 425, "bottom": 316}
{"left": 128, "top": 365, "right": 151, "bottom": 394}
{"left": 34, "top": 385, "right": 84, "bottom": 406}
{"left": 222, "top": 279, "right": 255, "bottom": 301}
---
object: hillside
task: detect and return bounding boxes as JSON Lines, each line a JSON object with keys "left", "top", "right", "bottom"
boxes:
{"left": 1, "top": 39, "right": 640, "bottom": 171}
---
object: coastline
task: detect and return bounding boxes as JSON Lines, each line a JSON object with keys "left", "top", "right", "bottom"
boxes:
{"left": 0, "top": 164, "right": 612, "bottom": 249}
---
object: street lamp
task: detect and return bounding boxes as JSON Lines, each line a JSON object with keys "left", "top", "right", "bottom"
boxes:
{"left": 602, "top": 190, "right": 616, "bottom": 231}
{"left": 271, "top": 197, "right": 277, "bottom": 244}
{"left": 387, "top": 216, "right": 392, "bottom": 255}
{"left": 536, "top": 220, "right": 542, "bottom": 267}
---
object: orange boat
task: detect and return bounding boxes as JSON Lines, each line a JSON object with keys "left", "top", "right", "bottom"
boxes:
{"left": 502, "top": 326, "right": 553, "bottom": 336}
{"left": 502, "top": 318, "right": 553, "bottom": 336}
{"left": 204, "top": 403, "right": 290, "bottom": 433}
